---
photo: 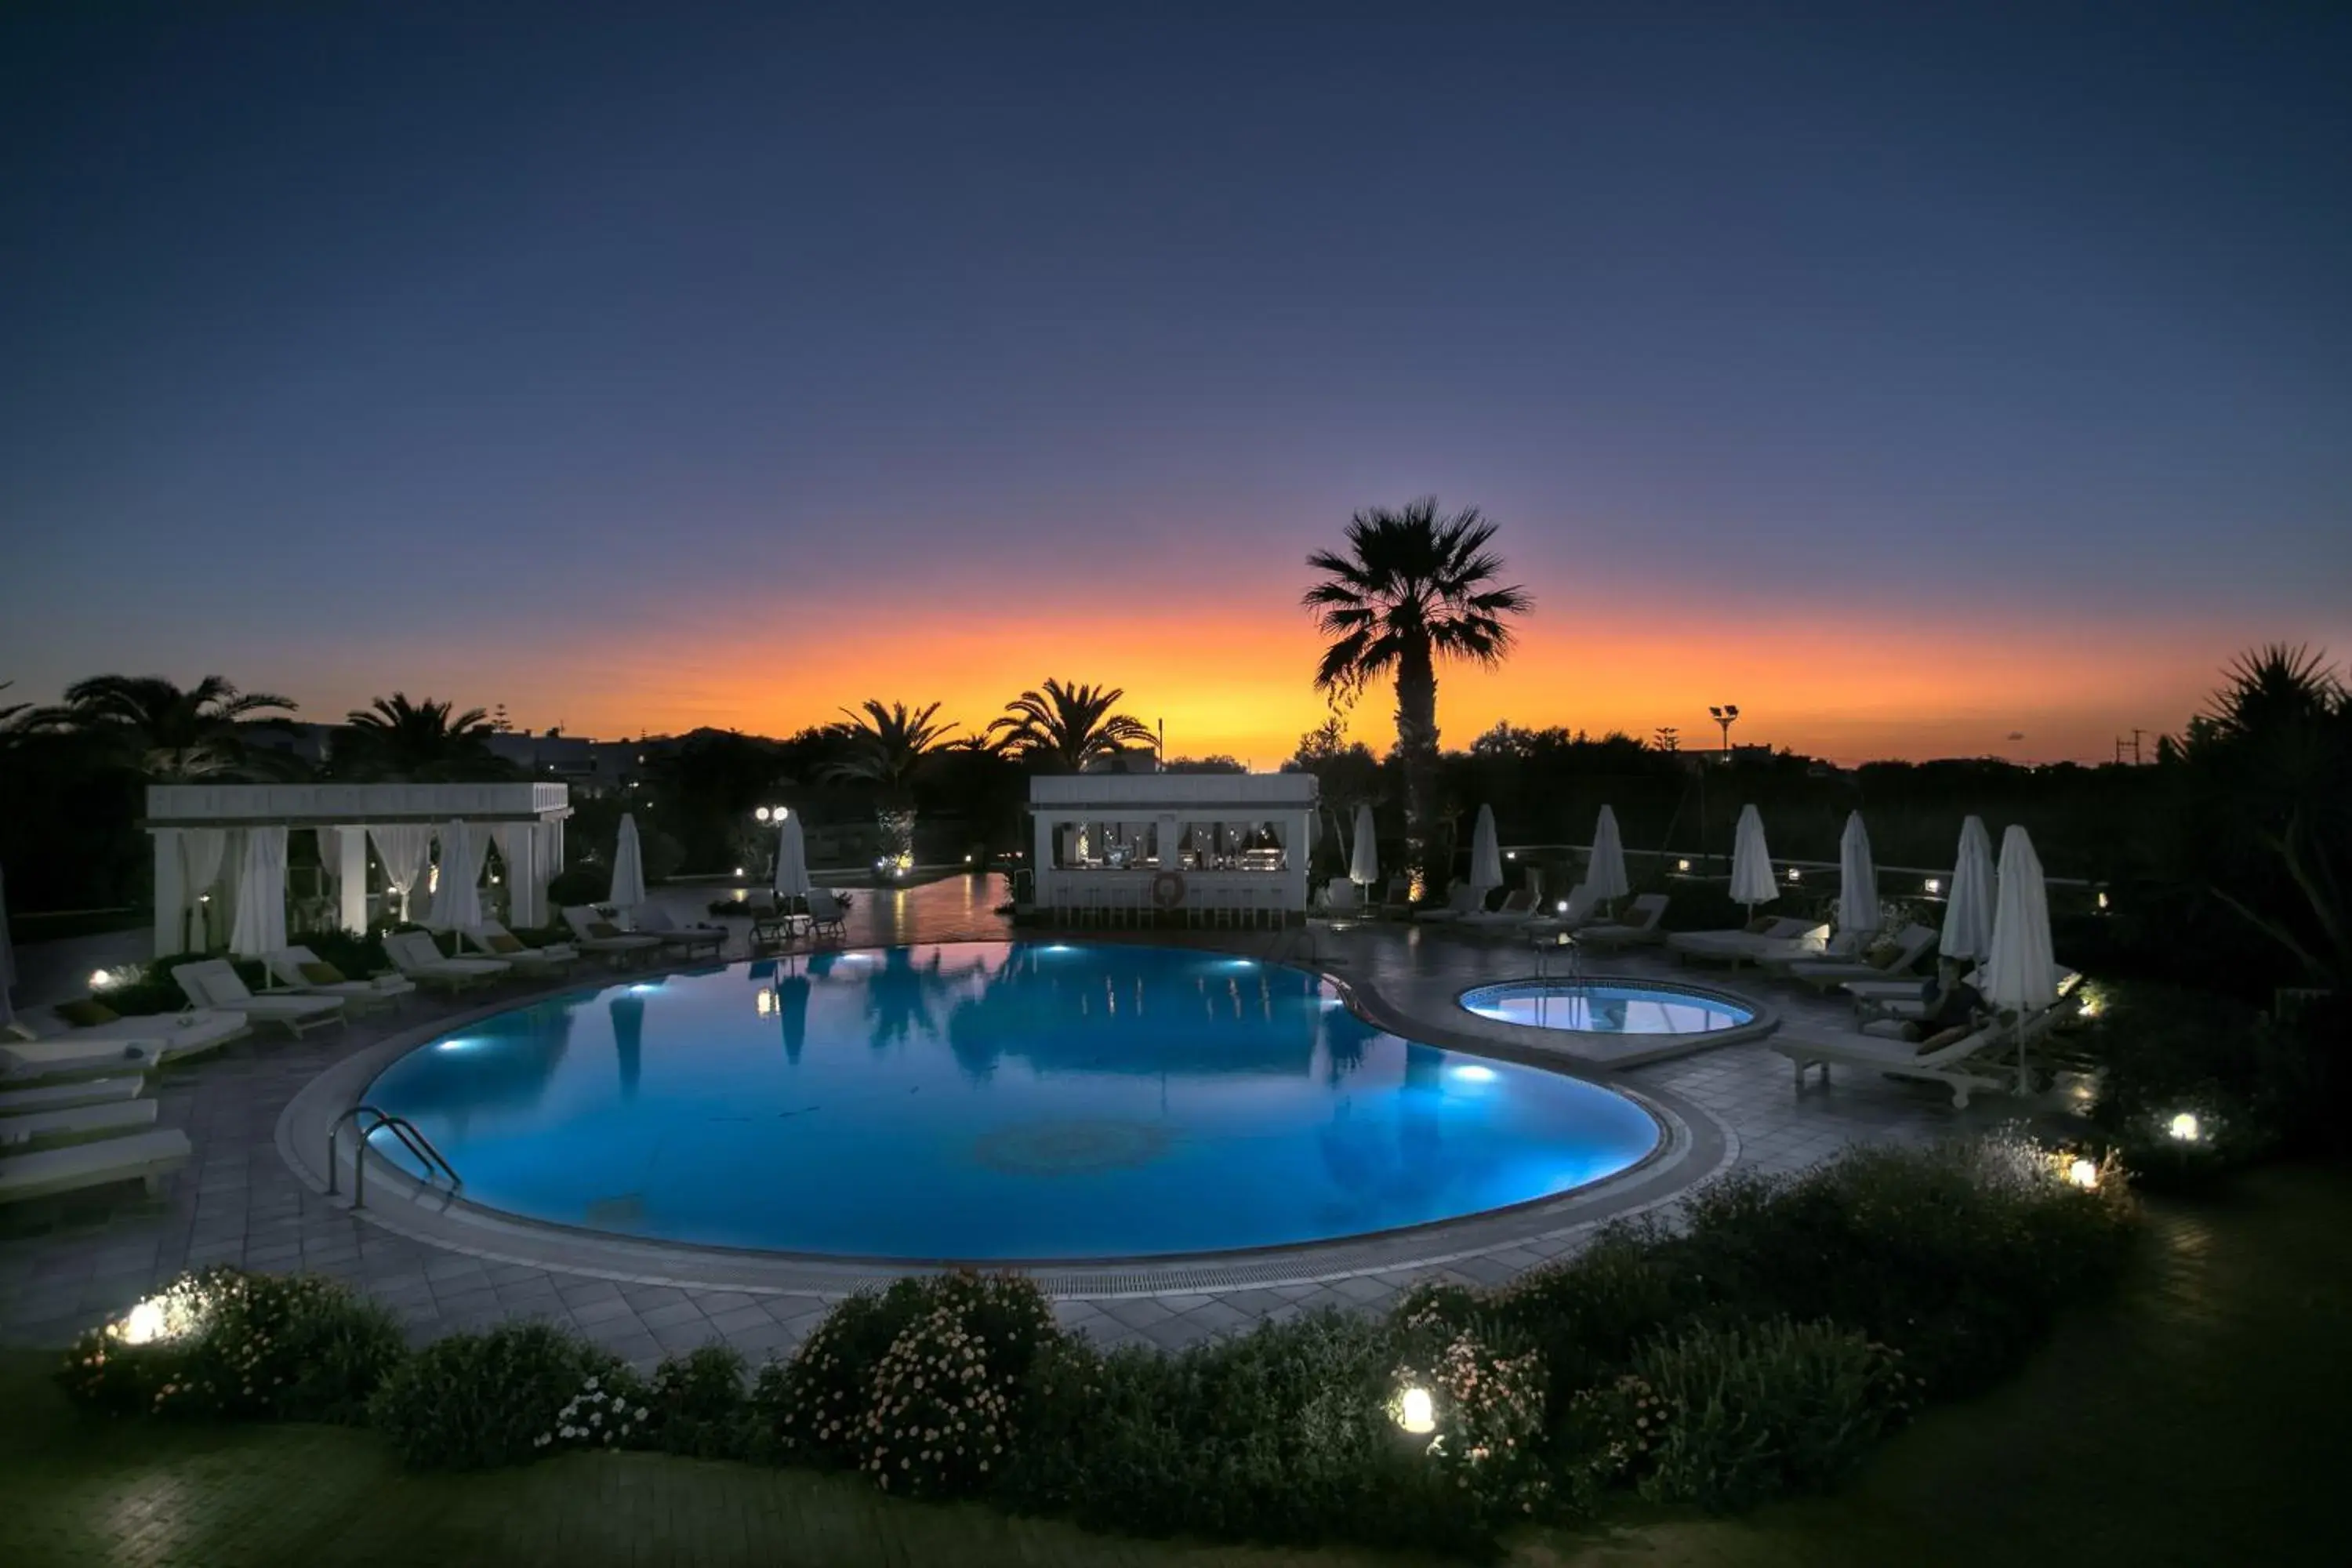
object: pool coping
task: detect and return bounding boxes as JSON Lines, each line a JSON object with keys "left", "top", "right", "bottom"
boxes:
{"left": 274, "top": 945, "right": 1742, "bottom": 1300}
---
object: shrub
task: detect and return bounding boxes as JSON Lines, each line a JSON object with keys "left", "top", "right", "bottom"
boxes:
{"left": 753, "top": 1272, "right": 1058, "bottom": 1474}
{"left": 546, "top": 866, "right": 605, "bottom": 907}
{"left": 1676, "top": 1136, "right": 2137, "bottom": 1396}
{"left": 1582, "top": 1317, "right": 1910, "bottom": 1512}
{"left": 2082, "top": 979, "right": 2300, "bottom": 1183}
{"left": 1001, "top": 1309, "right": 1489, "bottom": 1556}
{"left": 1388, "top": 1322, "right": 1553, "bottom": 1526}
{"left": 56, "top": 1269, "right": 405, "bottom": 1425}
{"left": 643, "top": 1343, "right": 751, "bottom": 1458}
{"left": 370, "top": 1321, "right": 622, "bottom": 1472}
{"left": 1494, "top": 1220, "right": 1703, "bottom": 1435}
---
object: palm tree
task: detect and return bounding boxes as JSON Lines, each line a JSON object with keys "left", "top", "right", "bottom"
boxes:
{"left": 823, "top": 700, "right": 959, "bottom": 869}
{"left": 28, "top": 674, "right": 298, "bottom": 779}
{"left": 338, "top": 693, "right": 509, "bottom": 781}
{"left": 1301, "top": 498, "right": 1530, "bottom": 885}
{"left": 2172, "top": 644, "right": 2351, "bottom": 983}
{"left": 985, "top": 678, "right": 1153, "bottom": 770}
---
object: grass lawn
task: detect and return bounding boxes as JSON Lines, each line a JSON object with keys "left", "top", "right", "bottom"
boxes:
{"left": 4, "top": 1167, "right": 2346, "bottom": 1568}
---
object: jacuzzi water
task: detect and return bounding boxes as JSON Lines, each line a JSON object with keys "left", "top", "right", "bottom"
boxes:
{"left": 361, "top": 942, "right": 1660, "bottom": 1260}
{"left": 1461, "top": 981, "right": 1756, "bottom": 1034}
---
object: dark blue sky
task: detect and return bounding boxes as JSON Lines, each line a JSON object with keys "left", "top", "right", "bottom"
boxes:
{"left": 3, "top": 2, "right": 2347, "bottom": 760}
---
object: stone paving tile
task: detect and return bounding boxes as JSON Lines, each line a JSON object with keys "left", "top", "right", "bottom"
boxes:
{"left": 637, "top": 1300, "right": 708, "bottom": 1332}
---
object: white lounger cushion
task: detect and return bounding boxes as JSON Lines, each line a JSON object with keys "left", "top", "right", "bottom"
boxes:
{"left": 12, "top": 1007, "right": 245, "bottom": 1051}
{"left": 2, "top": 1035, "right": 165, "bottom": 1080}
{"left": 1, "top": 1098, "right": 161, "bottom": 1149}
{"left": 0, "top": 1128, "right": 192, "bottom": 1202}
{"left": 264, "top": 947, "right": 418, "bottom": 1004}
{"left": 385, "top": 932, "right": 510, "bottom": 979}
{"left": 0, "top": 1076, "right": 148, "bottom": 1114}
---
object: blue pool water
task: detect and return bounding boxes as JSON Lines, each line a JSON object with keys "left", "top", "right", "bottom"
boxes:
{"left": 1461, "top": 981, "right": 1755, "bottom": 1034}
{"left": 363, "top": 942, "right": 1660, "bottom": 1260}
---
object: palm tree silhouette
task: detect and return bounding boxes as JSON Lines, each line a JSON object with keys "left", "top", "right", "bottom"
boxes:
{"left": 1302, "top": 499, "right": 1529, "bottom": 885}
{"left": 824, "top": 699, "right": 958, "bottom": 867}
{"left": 984, "top": 679, "right": 1153, "bottom": 770}
{"left": 339, "top": 693, "right": 508, "bottom": 780}
{"left": 28, "top": 673, "right": 298, "bottom": 779}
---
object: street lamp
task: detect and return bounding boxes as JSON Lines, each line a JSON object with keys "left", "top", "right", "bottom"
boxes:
{"left": 1708, "top": 704, "right": 1740, "bottom": 756}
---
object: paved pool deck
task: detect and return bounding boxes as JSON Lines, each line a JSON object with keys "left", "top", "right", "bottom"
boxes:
{"left": 0, "top": 877, "right": 2045, "bottom": 1369}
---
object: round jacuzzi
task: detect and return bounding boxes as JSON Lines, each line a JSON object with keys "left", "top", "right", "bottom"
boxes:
{"left": 1459, "top": 980, "right": 1757, "bottom": 1036}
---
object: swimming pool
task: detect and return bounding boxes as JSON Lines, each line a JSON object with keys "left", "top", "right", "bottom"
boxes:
{"left": 361, "top": 943, "right": 1661, "bottom": 1261}
{"left": 1460, "top": 981, "right": 1756, "bottom": 1035}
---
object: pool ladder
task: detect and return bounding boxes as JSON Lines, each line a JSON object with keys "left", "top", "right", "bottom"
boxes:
{"left": 328, "top": 1105, "right": 462, "bottom": 1210}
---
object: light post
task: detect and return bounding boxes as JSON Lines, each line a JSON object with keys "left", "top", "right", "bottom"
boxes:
{"left": 1704, "top": 705, "right": 1738, "bottom": 877}
{"left": 752, "top": 804, "right": 789, "bottom": 880}
{"left": 1708, "top": 704, "right": 1740, "bottom": 757}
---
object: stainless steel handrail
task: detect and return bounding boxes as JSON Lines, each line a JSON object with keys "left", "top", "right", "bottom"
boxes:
{"left": 328, "top": 1103, "right": 461, "bottom": 1209}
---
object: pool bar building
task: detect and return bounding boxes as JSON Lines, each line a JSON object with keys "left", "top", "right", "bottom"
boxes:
{"left": 1026, "top": 771, "right": 1319, "bottom": 922}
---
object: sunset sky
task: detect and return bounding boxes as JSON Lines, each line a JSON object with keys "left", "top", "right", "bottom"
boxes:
{"left": 3, "top": 3, "right": 2346, "bottom": 766}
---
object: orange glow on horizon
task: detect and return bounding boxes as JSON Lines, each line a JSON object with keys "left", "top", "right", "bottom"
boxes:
{"left": 286, "top": 597, "right": 2248, "bottom": 768}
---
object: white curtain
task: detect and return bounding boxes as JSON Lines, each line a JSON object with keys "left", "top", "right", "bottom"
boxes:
{"left": 179, "top": 828, "right": 230, "bottom": 952}
{"left": 1267, "top": 818, "right": 1287, "bottom": 867}
{"left": 430, "top": 819, "right": 491, "bottom": 930}
{"left": 492, "top": 822, "right": 543, "bottom": 928}
{"left": 368, "top": 825, "right": 434, "bottom": 923}
{"left": 228, "top": 826, "right": 289, "bottom": 957}
{"left": 151, "top": 827, "right": 187, "bottom": 957}
{"left": 536, "top": 820, "right": 563, "bottom": 908}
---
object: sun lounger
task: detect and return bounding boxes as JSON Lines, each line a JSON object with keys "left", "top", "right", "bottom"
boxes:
{"left": 1374, "top": 876, "right": 1414, "bottom": 920}
{"left": 0, "top": 1127, "right": 192, "bottom": 1203}
{"left": 632, "top": 906, "right": 728, "bottom": 957}
{"left": 383, "top": 931, "right": 510, "bottom": 992}
{"left": 1777, "top": 923, "right": 1940, "bottom": 989}
{"left": 0, "top": 1076, "right": 148, "bottom": 1115}
{"left": 1769, "top": 1020, "right": 2015, "bottom": 1107}
{"left": 561, "top": 907, "right": 664, "bottom": 964}
{"left": 1521, "top": 882, "right": 1603, "bottom": 942}
{"left": 1459, "top": 887, "right": 1541, "bottom": 930}
{"left": 0, "top": 1097, "right": 160, "bottom": 1151}
{"left": 176, "top": 960, "right": 347, "bottom": 1037}
{"left": 461, "top": 920, "right": 581, "bottom": 977}
{"left": 1572, "top": 893, "right": 1670, "bottom": 947}
{"left": 1414, "top": 884, "right": 1490, "bottom": 923}
{"left": 2, "top": 1034, "right": 165, "bottom": 1082}
{"left": 7, "top": 1007, "right": 249, "bottom": 1062}
{"left": 804, "top": 889, "right": 849, "bottom": 940}
{"left": 263, "top": 946, "right": 417, "bottom": 1012}
{"left": 1669, "top": 917, "right": 1830, "bottom": 967}
{"left": 1856, "top": 967, "right": 2083, "bottom": 1024}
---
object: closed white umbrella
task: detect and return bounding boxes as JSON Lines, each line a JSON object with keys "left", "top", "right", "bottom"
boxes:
{"left": 1588, "top": 805, "right": 1631, "bottom": 904}
{"left": 1467, "top": 805, "right": 1504, "bottom": 895}
{"left": 1982, "top": 823, "right": 2057, "bottom": 1094}
{"left": 1940, "top": 815, "right": 1998, "bottom": 963}
{"left": 0, "top": 861, "right": 16, "bottom": 1029}
{"left": 228, "top": 826, "right": 289, "bottom": 958}
{"left": 1837, "top": 811, "right": 1880, "bottom": 940}
{"left": 429, "top": 819, "right": 485, "bottom": 931}
{"left": 609, "top": 812, "right": 648, "bottom": 915}
{"left": 1728, "top": 804, "right": 1777, "bottom": 911}
{"left": 1348, "top": 803, "right": 1379, "bottom": 903}
{"left": 772, "top": 809, "right": 814, "bottom": 900}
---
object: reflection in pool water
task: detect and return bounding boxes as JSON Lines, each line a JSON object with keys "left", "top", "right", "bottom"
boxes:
{"left": 365, "top": 943, "right": 1661, "bottom": 1260}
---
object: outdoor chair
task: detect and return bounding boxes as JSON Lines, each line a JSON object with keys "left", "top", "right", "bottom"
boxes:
{"left": 175, "top": 960, "right": 347, "bottom": 1037}
{"left": 263, "top": 946, "right": 416, "bottom": 1011}
{"left": 383, "top": 931, "right": 511, "bottom": 992}
{"left": 1571, "top": 893, "right": 1669, "bottom": 947}
{"left": 560, "top": 906, "right": 663, "bottom": 965}
{"left": 0, "top": 1128, "right": 192, "bottom": 1204}
{"left": 1774, "top": 922, "right": 1940, "bottom": 989}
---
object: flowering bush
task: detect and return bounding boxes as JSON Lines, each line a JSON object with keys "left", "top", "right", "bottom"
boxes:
{"left": 1577, "top": 1317, "right": 1911, "bottom": 1512}
{"left": 1388, "top": 1325, "right": 1552, "bottom": 1523}
{"left": 856, "top": 1298, "right": 1018, "bottom": 1497}
{"left": 753, "top": 1272, "right": 1058, "bottom": 1479}
{"left": 371, "top": 1322, "right": 623, "bottom": 1472}
{"left": 537, "top": 1371, "right": 651, "bottom": 1453}
{"left": 57, "top": 1268, "right": 404, "bottom": 1424}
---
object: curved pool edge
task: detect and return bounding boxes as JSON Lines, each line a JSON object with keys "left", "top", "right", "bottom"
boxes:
{"left": 275, "top": 949, "right": 1738, "bottom": 1300}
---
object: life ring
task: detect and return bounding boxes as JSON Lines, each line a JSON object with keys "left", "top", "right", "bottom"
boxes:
{"left": 1150, "top": 871, "right": 1188, "bottom": 909}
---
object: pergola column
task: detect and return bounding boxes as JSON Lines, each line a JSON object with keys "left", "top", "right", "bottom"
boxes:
{"left": 336, "top": 826, "right": 369, "bottom": 933}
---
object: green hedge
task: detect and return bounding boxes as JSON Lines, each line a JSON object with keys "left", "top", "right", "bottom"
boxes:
{"left": 56, "top": 1135, "right": 2138, "bottom": 1556}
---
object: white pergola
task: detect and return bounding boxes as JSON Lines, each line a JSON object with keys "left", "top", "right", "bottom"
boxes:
{"left": 142, "top": 782, "right": 572, "bottom": 956}
{"left": 1029, "top": 771, "right": 1318, "bottom": 918}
